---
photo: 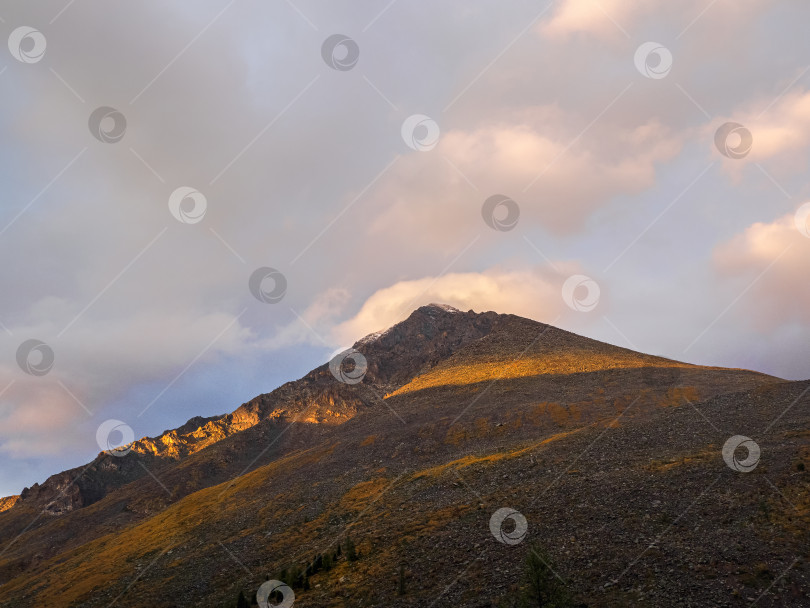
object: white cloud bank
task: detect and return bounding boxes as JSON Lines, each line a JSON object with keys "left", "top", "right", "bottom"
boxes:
{"left": 330, "top": 265, "right": 586, "bottom": 345}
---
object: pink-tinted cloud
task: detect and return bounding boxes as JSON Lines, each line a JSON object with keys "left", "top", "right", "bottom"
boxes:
{"left": 330, "top": 264, "right": 595, "bottom": 345}
{"left": 367, "top": 111, "right": 681, "bottom": 249}
{"left": 711, "top": 89, "right": 810, "bottom": 176}
{"left": 713, "top": 208, "right": 810, "bottom": 328}
{"left": 541, "top": 0, "right": 770, "bottom": 40}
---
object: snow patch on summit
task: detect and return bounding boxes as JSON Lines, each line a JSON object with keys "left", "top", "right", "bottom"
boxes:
{"left": 355, "top": 304, "right": 462, "bottom": 346}
{"left": 422, "top": 303, "right": 462, "bottom": 313}
{"left": 356, "top": 329, "right": 389, "bottom": 345}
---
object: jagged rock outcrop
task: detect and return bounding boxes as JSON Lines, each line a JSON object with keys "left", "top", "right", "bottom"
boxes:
{"left": 0, "top": 496, "right": 18, "bottom": 513}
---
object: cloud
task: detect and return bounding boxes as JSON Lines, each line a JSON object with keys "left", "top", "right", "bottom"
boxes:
{"left": 0, "top": 379, "right": 89, "bottom": 458}
{"left": 711, "top": 89, "right": 810, "bottom": 175}
{"left": 713, "top": 208, "right": 810, "bottom": 328}
{"left": 330, "top": 265, "right": 588, "bottom": 345}
{"left": 0, "top": 309, "right": 254, "bottom": 458}
{"left": 367, "top": 111, "right": 681, "bottom": 248}
{"left": 541, "top": 0, "right": 771, "bottom": 40}
{"left": 541, "top": 0, "right": 648, "bottom": 39}
{"left": 265, "top": 287, "right": 351, "bottom": 350}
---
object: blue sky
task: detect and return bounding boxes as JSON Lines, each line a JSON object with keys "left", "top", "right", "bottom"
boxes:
{"left": 1, "top": 0, "right": 810, "bottom": 497}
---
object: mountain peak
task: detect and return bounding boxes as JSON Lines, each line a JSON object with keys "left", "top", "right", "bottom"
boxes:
{"left": 355, "top": 303, "right": 467, "bottom": 347}
{"left": 418, "top": 302, "right": 462, "bottom": 314}
{"left": 349, "top": 305, "right": 500, "bottom": 391}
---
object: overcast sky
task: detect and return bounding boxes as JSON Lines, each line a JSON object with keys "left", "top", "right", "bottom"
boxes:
{"left": 1, "top": 0, "right": 809, "bottom": 497}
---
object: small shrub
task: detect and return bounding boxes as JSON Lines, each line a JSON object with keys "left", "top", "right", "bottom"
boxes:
{"left": 236, "top": 589, "right": 249, "bottom": 608}
{"left": 499, "top": 543, "right": 574, "bottom": 607}
{"left": 398, "top": 564, "right": 406, "bottom": 596}
{"left": 345, "top": 537, "right": 358, "bottom": 562}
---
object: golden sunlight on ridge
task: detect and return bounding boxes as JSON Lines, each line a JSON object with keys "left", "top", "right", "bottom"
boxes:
{"left": 387, "top": 351, "right": 694, "bottom": 397}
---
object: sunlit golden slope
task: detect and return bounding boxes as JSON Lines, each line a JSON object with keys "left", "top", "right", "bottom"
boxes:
{"left": 388, "top": 353, "right": 695, "bottom": 396}
{"left": 387, "top": 317, "right": 697, "bottom": 397}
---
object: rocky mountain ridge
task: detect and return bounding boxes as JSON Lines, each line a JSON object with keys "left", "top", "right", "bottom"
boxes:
{"left": 1, "top": 305, "right": 503, "bottom": 516}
